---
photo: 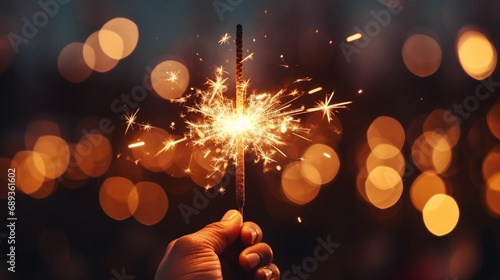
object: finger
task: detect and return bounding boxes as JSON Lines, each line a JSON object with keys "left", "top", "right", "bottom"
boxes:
{"left": 239, "top": 242, "right": 273, "bottom": 272}
{"left": 254, "top": 264, "right": 280, "bottom": 280}
{"left": 193, "top": 209, "right": 242, "bottom": 254}
{"left": 241, "top": 221, "right": 263, "bottom": 246}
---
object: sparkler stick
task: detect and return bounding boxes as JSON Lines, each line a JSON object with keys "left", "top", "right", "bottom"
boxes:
{"left": 235, "top": 24, "right": 245, "bottom": 215}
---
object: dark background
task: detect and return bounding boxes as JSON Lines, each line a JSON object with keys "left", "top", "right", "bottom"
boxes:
{"left": 0, "top": 0, "right": 499, "bottom": 279}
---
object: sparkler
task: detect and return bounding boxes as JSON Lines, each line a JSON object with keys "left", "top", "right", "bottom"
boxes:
{"left": 124, "top": 25, "right": 352, "bottom": 216}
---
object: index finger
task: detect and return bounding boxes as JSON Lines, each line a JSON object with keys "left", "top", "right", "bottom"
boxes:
{"left": 241, "top": 221, "right": 263, "bottom": 246}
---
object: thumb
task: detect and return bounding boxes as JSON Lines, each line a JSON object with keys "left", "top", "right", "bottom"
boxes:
{"left": 193, "top": 209, "right": 242, "bottom": 255}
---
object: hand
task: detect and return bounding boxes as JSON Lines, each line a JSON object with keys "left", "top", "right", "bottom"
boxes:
{"left": 154, "top": 209, "right": 280, "bottom": 280}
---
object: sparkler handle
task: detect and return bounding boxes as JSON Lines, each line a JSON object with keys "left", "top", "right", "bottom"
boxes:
{"left": 235, "top": 24, "right": 245, "bottom": 216}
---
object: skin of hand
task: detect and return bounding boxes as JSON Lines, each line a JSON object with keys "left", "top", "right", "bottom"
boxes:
{"left": 154, "top": 209, "right": 280, "bottom": 280}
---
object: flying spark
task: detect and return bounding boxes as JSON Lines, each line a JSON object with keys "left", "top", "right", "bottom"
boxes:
{"left": 219, "top": 33, "right": 231, "bottom": 45}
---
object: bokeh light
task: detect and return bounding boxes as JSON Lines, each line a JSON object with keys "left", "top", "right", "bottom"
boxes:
{"left": 129, "top": 181, "right": 169, "bottom": 226}
{"left": 422, "top": 194, "right": 460, "bottom": 236}
{"left": 83, "top": 31, "right": 119, "bottom": 72}
{"left": 367, "top": 116, "right": 405, "bottom": 157}
{"left": 76, "top": 133, "right": 112, "bottom": 177}
{"left": 456, "top": 27, "right": 497, "bottom": 80}
{"left": 12, "top": 150, "right": 46, "bottom": 195}
{"left": 130, "top": 128, "right": 175, "bottom": 172}
{"left": 411, "top": 131, "right": 452, "bottom": 174}
{"left": 302, "top": 144, "right": 340, "bottom": 185}
{"left": 99, "top": 17, "right": 139, "bottom": 60}
{"left": 482, "top": 146, "right": 500, "bottom": 187}
{"left": 99, "top": 177, "right": 136, "bottom": 221}
{"left": 151, "top": 60, "right": 190, "bottom": 100}
{"left": 365, "top": 166, "right": 403, "bottom": 209}
{"left": 58, "top": 42, "right": 93, "bottom": 83}
{"left": 423, "top": 109, "right": 461, "bottom": 148}
{"left": 402, "top": 34, "right": 442, "bottom": 77}
{"left": 33, "top": 135, "right": 70, "bottom": 179}
{"left": 485, "top": 186, "right": 500, "bottom": 216}
{"left": 281, "top": 161, "right": 321, "bottom": 205}
{"left": 410, "top": 171, "right": 447, "bottom": 211}
{"left": 487, "top": 102, "right": 500, "bottom": 140}
{"left": 366, "top": 145, "right": 405, "bottom": 175}
{"left": 24, "top": 120, "right": 61, "bottom": 150}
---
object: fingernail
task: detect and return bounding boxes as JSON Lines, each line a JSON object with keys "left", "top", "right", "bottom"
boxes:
{"left": 221, "top": 210, "right": 237, "bottom": 221}
{"left": 249, "top": 227, "right": 258, "bottom": 244}
{"left": 245, "top": 253, "right": 260, "bottom": 269}
{"left": 262, "top": 267, "right": 273, "bottom": 279}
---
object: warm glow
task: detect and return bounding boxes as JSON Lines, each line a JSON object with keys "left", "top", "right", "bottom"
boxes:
{"left": 58, "top": 42, "right": 93, "bottom": 83}
{"left": 365, "top": 166, "right": 403, "bottom": 209}
{"left": 366, "top": 145, "right": 405, "bottom": 176}
{"left": 99, "top": 17, "right": 139, "bottom": 60}
{"left": 457, "top": 28, "right": 497, "bottom": 80}
{"left": 482, "top": 146, "right": 500, "bottom": 187}
{"left": 76, "top": 133, "right": 112, "bottom": 177}
{"left": 367, "top": 116, "right": 405, "bottom": 157}
{"left": 423, "top": 194, "right": 460, "bottom": 236}
{"left": 131, "top": 128, "right": 175, "bottom": 172}
{"left": 12, "top": 151, "right": 46, "bottom": 194}
{"left": 99, "top": 177, "right": 136, "bottom": 221}
{"left": 151, "top": 60, "right": 190, "bottom": 100}
{"left": 487, "top": 102, "right": 500, "bottom": 140}
{"left": 281, "top": 161, "right": 321, "bottom": 205}
{"left": 423, "top": 109, "right": 461, "bottom": 148}
{"left": 410, "top": 171, "right": 447, "bottom": 212}
{"left": 83, "top": 31, "right": 119, "bottom": 72}
{"left": 33, "top": 135, "right": 70, "bottom": 179}
{"left": 411, "top": 132, "right": 452, "bottom": 174}
{"left": 302, "top": 144, "right": 340, "bottom": 185}
{"left": 129, "top": 181, "right": 169, "bottom": 226}
{"left": 485, "top": 186, "right": 500, "bottom": 216}
{"left": 402, "top": 34, "right": 442, "bottom": 77}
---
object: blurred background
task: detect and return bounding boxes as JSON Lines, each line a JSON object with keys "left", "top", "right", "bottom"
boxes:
{"left": 0, "top": 0, "right": 499, "bottom": 279}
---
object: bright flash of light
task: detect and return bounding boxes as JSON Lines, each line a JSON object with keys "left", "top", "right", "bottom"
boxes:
{"left": 175, "top": 68, "right": 350, "bottom": 170}
{"left": 219, "top": 33, "right": 231, "bottom": 45}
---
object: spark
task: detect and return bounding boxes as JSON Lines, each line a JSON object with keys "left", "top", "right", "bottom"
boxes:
{"left": 128, "top": 141, "right": 145, "bottom": 149}
{"left": 219, "top": 33, "right": 231, "bottom": 45}
{"left": 218, "top": 187, "right": 226, "bottom": 195}
{"left": 308, "top": 87, "right": 323, "bottom": 94}
{"left": 306, "top": 92, "right": 352, "bottom": 123}
{"left": 279, "top": 54, "right": 289, "bottom": 68}
{"left": 241, "top": 52, "right": 254, "bottom": 63}
{"left": 346, "top": 33, "right": 362, "bottom": 42}
{"left": 142, "top": 123, "right": 153, "bottom": 131}
{"left": 294, "top": 77, "right": 312, "bottom": 83}
{"left": 166, "top": 71, "right": 179, "bottom": 83}
{"left": 124, "top": 108, "right": 140, "bottom": 135}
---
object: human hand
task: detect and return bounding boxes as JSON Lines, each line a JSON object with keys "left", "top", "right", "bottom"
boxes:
{"left": 154, "top": 209, "right": 280, "bottom": 280}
